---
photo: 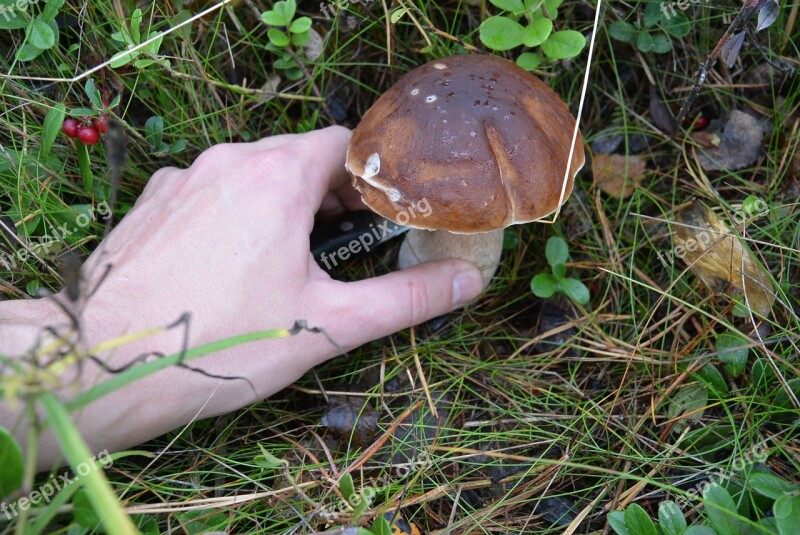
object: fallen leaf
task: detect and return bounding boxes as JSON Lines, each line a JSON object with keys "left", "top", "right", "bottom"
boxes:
{"left": 696, "top": 110, "right": 767, "bottom": 171}
{"left": 303, "top": 28, "right": 324, "bottom": 61}
{"left": 690, "top": 131, "right": 721, "bottom": 148}
{"left": 671, "top": 201, "right": 775, "bottom": 317}
{"left": 649, "top": 89, "right": 674, "bottom": 132}
{"left": 321, "top": 396, "right": 379, "bottom": 449}
{"left": 592, "top": 153, "right": 647, "bottom": 198}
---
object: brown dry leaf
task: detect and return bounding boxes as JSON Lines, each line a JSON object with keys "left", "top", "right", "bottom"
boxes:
{"left": 690, "top": 131, "right": 721, "bottom": 148}
{"left": 592, "top": 153, "right": 647, "bottom": 199}
{"left": 321, "top": 396, "right": 378, "bottom": 449}
{"left": 672, "top": 201, "right": 775, "bottom": 317}
{"left": 696, "top": 110, "right": 767, "bottom": 171}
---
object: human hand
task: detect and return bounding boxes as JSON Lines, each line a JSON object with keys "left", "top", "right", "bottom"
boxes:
{"left": 4, "top": 126, "right": 483, "bottom": 465}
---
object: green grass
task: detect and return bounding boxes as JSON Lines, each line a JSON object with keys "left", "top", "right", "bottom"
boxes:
{"left": 1, "top": 0, "right": 799, "bottom": 533}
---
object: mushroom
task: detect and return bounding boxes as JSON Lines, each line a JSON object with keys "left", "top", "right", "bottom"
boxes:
{"left": 345, "top": 54, "right": 585, "bottom": 287}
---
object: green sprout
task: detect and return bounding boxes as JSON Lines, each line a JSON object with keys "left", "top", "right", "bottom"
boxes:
{"left": 530, "top": 236, "right": 590, "bottom": 305}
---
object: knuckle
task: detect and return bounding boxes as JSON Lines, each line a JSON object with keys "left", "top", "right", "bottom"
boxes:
{"left": 405, "top": 278, "right": 431, "bottom": 326}
{"left": 189, "top": 143, "right": 236, "bottom": 172}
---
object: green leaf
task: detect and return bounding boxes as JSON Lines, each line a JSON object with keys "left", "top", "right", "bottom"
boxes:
{"left": 0, "top": 0, "right": 29, "bottom": 29}
{"left": 552, "top": 262, "right": 567, "bottom": 279}
{"left": 545, "top": 236, "right": 569, "bottom": 268}
{"left": 268, "top": 28, "right": 290, "bottom": 47}
{"left": 109, "top": 47, "right": 138, "bottom": 68}
{"left": 40, "top": 102, "right": 66, "bottom": 159}
{"left": 69, "top": 107, "right": 96, "bottom": 117}
{"left": 85, "top": 78, "right": 102, "bottom": 109}
{"left": 73, "top": 488, "right": 101, "bottom": 528}
{"left": 390, "top": 7, "right": 408, "bottom": 23}
{"left": 516, "top": 51, "right": 542, "bottom": 70}
{"left": 684, "top": 527, "right": 716, "bottom": 535}
{"left": 133, "top": 58, "right": 157, "bottom": 68}
{"left": 285, "top": 67, "right": 303, "bottom": 81}
{"left": 651, "top": 33, "right": 673, "bottom": 53}
{"left": 608, "top": 21, "right": 637, "bottom": 42}
{"left": 607, "top": 511, "right": 631, "bottom": 535}
{"left": 284, "top": 0, "right": 297, "bottom": 23}
{"left": 489, "top": 0, "right": 525, "bottom": 13}
{"left": 560, "top": 278, "right": 590, "bottom": 304}
{"left": 254, "top": 444, "right": 287, "bottom": 470}
{"left": 371, "top": 516, "right": 394, "bottom": 535}
{"left": 750, "top": 472, "right": 800, "bottom": 500}
{"left": 624, "top": 504, "right": 657, "bottom": 535}
{"left": 692, "top": 362, "right": 728, "bottom": 399}
{"left": 541, "top": 30, "right": 586, "bottom": 59}
{"left": 130, "top": 8, "right": 142, "bottom": 42}
{"left": 658, "top": 501, "right": 687, "bottom": 535}
{"left": 41, "top": 0, "right": 66, "bottom": 23}
{"left": 522, "top": 17, "right": 552, "bottom": 47}
{"left": 289, "top": 16, "right": 311, "bottom": 33}
{"left": 531, "top": 273, "right": 558, "bottom": 298}
{"left": 339, "top": 473, "right": 356, "bottom": 501}
{"left": 703, "top": 483, "right": 743, "bottom": 535}
{"left": 261, "top": 10, "right": 285, "bottom": 26}
{"left": 668, "top": 383, "right": 708, "bottom": 433}
{"left": 144, "top": 31, "right": 163, "bottom": 55}
{"left": 775, "top": 495, "right": 800, "bottom": 535}
{"left": 28, "top": 18, "right": 55, "bottom": 49}
{"left": 662, "top": 11, "right": 691, "bottom": 38}
{"left": 16, "top": 43, "right": 44, "bottom": 61}
{"left": 479, "top": 16, "right": 525, "bottom": 51}
{"left": 0, "top": 427, "right": 24, "bottom": 499}
{"left": 636, "top": 31, "right": 654, "bottom": 53}
{"left": 751, "top": 358, "right": 774, "bottom": 392}
{"left": 26, "top": 279, "right": 40, "bottom": 295}
{"left": 716, "top": 332, "right": 749, "bottom": 377}
{"left": 644, "top": 1, "right": 663, "bottom": 27}
{"left": 542, "top": 0, "right": 563, "bottom": 18}
{"left": 144, "top": 115, "right": 164, "bottom": 147}
{"left": 291, "top": 30, "right": 311, "bottom": 46}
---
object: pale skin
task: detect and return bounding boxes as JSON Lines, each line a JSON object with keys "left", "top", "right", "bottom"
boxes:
{"left": 0, "top": 126, "right": 484, "bottom": 471}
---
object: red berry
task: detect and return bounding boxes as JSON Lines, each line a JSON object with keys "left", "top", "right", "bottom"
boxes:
{"left": 62, "top": 118, "right": 80, "bottom": 138}
{"left": 94, "top": 115, "right": 109, "bottom": 134}
{"left": 77, "top": 125, "right": 101, "bottom": 145}
{"left": 694, "top": 116, "right": 710, "bottom": 130}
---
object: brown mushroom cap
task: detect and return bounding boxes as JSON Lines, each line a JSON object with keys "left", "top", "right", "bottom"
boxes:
{"left": 346, "top": 53, "right": 585, "bottom": 233}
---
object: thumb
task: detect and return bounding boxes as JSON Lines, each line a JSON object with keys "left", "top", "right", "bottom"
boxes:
{"left": 318, "top": 260, "right": 484, "bottom": 347}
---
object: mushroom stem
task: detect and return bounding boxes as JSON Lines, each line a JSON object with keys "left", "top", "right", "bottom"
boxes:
{"left": 397, "top": 228, "right": 504, "bottom": 288}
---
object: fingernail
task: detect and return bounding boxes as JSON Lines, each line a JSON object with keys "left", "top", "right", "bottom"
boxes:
{"left": 452, "top": 268, "right": 484, "bottom": 308}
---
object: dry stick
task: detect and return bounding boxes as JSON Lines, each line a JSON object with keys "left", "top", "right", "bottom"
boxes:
{"left": 671, "top": 0, "right": 762, "bottom": 136}
{"left": 409, "top": 326, "right": 438, "bottom": 419}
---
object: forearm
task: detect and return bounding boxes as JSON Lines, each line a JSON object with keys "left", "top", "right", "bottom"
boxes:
{"left": 0, "top": 295, "right": 201, "bottom": 471}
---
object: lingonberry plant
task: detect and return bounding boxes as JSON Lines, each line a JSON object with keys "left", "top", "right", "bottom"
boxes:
{"left": 478, "top": 0, "right": 587, "bottom": 71}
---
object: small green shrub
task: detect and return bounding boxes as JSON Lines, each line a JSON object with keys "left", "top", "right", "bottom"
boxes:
{"left": 608, "top": 0, "right": 691, "bottom": 54}
{"left": 478, "top": 0, "right": 587, "bottom": 70}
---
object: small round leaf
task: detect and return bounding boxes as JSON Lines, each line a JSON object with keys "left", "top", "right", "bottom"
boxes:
{"left": 540, "top": 30, "right": 586, "bottom": 59}
{"left": 559, "top": 278, "right": 590, "bottom": 304}
{"left": 531, "top": 273, "right": 558, "bottom": 298}
{"left": 479, "top": 16, "right": 525, "bottom": 51}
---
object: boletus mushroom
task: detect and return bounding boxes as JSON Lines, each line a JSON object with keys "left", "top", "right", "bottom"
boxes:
{"left": 346, "top": 53, "right": 585, "bottom": 287}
